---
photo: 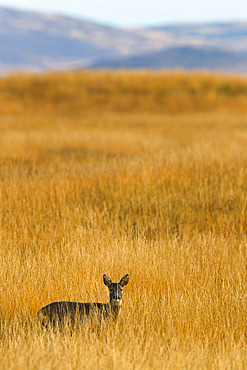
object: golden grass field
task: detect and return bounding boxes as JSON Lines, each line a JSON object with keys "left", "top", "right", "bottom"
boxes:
{"left": 1, "top": 70, "right": 247, "bottom": 369}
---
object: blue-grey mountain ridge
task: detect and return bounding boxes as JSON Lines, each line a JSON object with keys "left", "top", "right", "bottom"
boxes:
{"left": 0, "top": 7, "right": 247, "bottom": 74}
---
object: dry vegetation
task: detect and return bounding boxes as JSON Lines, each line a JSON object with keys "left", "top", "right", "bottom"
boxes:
{"left": 1, "top": 70, "right": 247, "bottom": 369}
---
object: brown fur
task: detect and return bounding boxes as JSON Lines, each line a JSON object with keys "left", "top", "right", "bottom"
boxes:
{"left": 38, "top": 274, "right": 129, "bottom": 329}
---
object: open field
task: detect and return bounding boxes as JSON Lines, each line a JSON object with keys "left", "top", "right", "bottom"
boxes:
{"left": 1, "top": 70, "right": 247, "bottom": 369}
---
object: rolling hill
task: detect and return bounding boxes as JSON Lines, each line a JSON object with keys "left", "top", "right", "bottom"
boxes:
{"left": 0, "top": 6, "right": 247, "bottom": 74}
{"left": 91, "top": 46, "right": 247, "bottom": 73}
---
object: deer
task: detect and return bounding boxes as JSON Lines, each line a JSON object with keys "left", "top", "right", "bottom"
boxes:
{"left": 37, "top": 274, "right": 129, "bottom": 329}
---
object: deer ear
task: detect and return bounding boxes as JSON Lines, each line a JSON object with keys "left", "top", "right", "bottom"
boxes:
{"left": 119, "top": 274, "right": 129, "bottom": 287}
{"left": 103, "top": 274, "right": 112, "bottom": 287}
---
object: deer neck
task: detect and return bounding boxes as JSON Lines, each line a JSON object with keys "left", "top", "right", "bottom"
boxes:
{"left": 109, "top": 301, "right": 122, "bottom": 318}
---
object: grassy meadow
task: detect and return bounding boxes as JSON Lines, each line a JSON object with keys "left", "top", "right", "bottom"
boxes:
{"left": 1, "top": 70, "right": 247, "bottom": 369}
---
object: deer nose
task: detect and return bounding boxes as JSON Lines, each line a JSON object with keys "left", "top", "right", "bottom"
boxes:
{"left": 112, "top": 295, "right": 121, "bottom": 301}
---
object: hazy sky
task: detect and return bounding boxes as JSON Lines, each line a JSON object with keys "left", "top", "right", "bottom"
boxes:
{"left": 1, "top": 0, "right": 247, "bottom": 27}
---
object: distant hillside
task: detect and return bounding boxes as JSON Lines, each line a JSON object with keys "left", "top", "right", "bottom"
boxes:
{"left": 91, "top": 46, "right": 247, "bottom": 74}
{"left": 0, "top": 7, "right": 173, "bottom": 72}
{"left": 0, "top": 6, "right": 247, "bottom": 74}
{"left": 150, "top": 23, "right": 247, "bottom": 53}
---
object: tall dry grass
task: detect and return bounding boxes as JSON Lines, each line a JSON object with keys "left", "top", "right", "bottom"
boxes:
{"left": 1, "top": 71, "right": 247, "bottom": 369}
